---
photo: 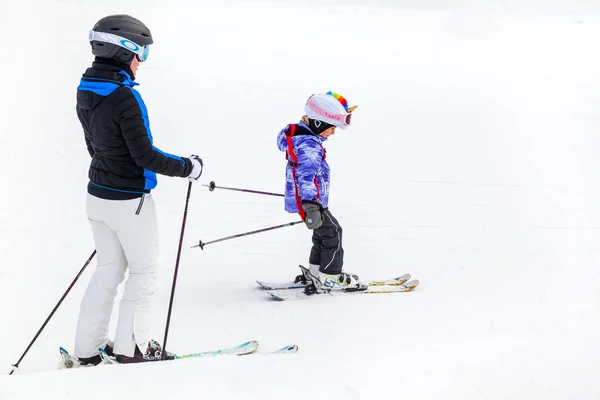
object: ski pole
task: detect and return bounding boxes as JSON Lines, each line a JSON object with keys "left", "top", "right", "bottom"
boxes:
{"left": 192, "top": 221, "right": 303, "bottom": 250}
{"left": 162, "top": 181, "right": 193, "bottom": 359}
{"left": 9, "top": 250, "right": 97, "bottom": 375}
{"left": 203, "top": 180, "right": 284, "bottom": 197}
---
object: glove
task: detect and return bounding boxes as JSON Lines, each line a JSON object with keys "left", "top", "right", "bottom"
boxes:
{"left": 187, "top": 155, "right": 203, "bottom": 181}
{"left": 302, "top": 200, "right": 323, "bottom": 230}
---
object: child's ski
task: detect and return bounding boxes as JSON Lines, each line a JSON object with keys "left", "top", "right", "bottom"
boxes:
{"left": 257, "top": 274, "right": 411, "bottom": 290}
{"left": 266, "top": 280, "right": 420, "bottom": 301}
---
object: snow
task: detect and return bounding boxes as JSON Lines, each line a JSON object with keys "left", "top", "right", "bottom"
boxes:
{"left": 2, "top": 0, "right": 600, "bottom": 398}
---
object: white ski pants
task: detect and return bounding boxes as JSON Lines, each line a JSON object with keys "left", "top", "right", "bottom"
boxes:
{"left": 74, "top": 193, "right": 158, "bottom": 358}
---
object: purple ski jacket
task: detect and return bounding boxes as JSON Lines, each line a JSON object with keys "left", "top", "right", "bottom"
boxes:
{"left": 277, "top": 121, "right": 330, "bottom": 214}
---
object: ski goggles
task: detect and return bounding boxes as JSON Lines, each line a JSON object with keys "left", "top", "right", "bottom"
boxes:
{"left": 89, "top": 30, "right": 150, "bottom": 62}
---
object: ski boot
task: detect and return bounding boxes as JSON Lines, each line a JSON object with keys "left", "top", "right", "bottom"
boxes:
{"left": 115, "top": 339, "right": 175, "bottom": 364}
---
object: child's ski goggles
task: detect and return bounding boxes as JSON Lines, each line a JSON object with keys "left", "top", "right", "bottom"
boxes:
{"left": 89, "top": 31, "right": 150, "bottom": 62}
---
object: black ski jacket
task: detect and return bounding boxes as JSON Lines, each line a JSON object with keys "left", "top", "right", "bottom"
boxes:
{"left": 76, "top": 62, "right": 192, "bottom": 200}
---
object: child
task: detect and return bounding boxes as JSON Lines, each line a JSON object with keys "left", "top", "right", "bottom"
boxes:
{"left": 276, "top": 91, "right": 364, "bottom": 295}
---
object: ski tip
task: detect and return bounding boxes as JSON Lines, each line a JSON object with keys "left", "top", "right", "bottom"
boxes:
{"left": 298, "top": 265, "right": 309, "bottom": 274}
{"left": 257, "top": 281, "right": 306, "bottom": 290}
{"left": 404, "top": 279, "right": 420, "bottom": 289}
{"left": 398, "top": 273, "right": 411, "bottom": 281}
{"left": 58, "top": 347, "right": 75, "bottom": 369}
{"left": 267, "top": 291, "right": 285, "bottom": 301}
{"left": 256, "top": 280, "right": 273, "bottom": 290}
{"left": 270, "top": 344, "right": 299, "bottom": 354}
{"left": 283, "top": 344, "right": 299, "bottom": 353}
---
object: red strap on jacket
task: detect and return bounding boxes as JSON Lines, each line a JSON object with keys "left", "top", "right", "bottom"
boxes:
{"left": 285, "top": 124, "right": 327, "bottom": 220}
{"left": 285, "top": 124, "right": 298, "bottom": 166}
{"left": 285, "top": 124, "right": 305, "bottom": 219}
{"left": 285, "top": 124, "right": 326, "bottom": 165}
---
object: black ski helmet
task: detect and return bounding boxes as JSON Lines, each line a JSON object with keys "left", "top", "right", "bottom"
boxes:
{"left": 90, "top": 15, "right": 153, "bottom": 62}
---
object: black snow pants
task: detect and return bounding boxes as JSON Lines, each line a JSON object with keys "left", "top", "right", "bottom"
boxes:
{"left": 308, "top": 208, "right": 344, "bottom": 275}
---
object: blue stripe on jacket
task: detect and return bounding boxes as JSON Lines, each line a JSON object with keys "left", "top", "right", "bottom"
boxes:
{"left": 77, "top": 80, "right": 121, "bottom": 96}
{"left": 128, "top": 87, "right": 185, "bottom": 190}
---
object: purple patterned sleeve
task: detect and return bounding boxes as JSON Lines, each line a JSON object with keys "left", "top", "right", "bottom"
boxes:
{"left": 294, "top": 139, "right": 324, "bottom": 202}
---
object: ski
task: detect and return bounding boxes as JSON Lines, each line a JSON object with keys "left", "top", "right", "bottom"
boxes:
{"left": 60, "top": 341, "right": 261, "bottom": 369}
{"left": 96, "top": 340, "right": 297, "bottom": 365}
{"left": 257, "top": 273, "right": 411, "bottom": 290}
{"left": 59, "top": 341, "right": 297, "bottom": 369}
{"left": 266, "top": 279, "right": 420, "bottom": 301}
{"left": 96, "top": 340, "right": 259, "bottom": 364}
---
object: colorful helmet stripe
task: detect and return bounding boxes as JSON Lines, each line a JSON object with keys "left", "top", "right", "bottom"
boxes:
{"left": 326, "top": 91, "right": 349, "bottom": 112}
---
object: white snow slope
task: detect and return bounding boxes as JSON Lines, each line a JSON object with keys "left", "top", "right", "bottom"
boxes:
{"left": 1, "top": 0, "right": 600, "bottom": 399}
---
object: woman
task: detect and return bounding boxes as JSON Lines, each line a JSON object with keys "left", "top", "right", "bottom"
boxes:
{"left": 74, "top": 14, "right": 202, "bottom": 364}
